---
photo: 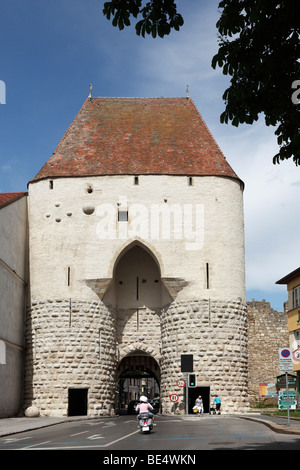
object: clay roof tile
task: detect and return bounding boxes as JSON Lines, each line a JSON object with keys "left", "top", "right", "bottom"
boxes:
{"left": 30, "top": 97, "right": 241, "bottom": 183}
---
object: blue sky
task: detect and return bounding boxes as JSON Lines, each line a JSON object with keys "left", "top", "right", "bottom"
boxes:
{"left": 0, "top": 0, "right": 299, "bottom": 311}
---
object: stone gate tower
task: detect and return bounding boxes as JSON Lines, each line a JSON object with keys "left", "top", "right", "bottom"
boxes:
{"left": 25, "top": 96, "right": 249, "bottom": 416}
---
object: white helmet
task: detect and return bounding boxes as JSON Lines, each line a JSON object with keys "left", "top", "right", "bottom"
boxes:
{"left": 140, "top": 396, "right": 148, "bottom": 403}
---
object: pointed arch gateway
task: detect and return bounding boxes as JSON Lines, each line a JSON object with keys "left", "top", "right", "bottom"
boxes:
{"left": 103, "top": 241, "right": 170, "bottom": 413}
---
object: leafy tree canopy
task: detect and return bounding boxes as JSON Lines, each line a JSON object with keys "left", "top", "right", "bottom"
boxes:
{"left": 212, "top": 0, "right": 300, "bottom": 165}
{"left": 103, "top": 0, "right": 184, "bottom": 38}
{"left": 103, "top": 1, "right": 300, "bottom": 165}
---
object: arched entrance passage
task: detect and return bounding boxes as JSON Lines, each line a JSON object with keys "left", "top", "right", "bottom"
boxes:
{"left": 115, "top": 352, "right": 161, "bottom": 414}
{"left": 103, "top": 242, "right": 170, "bottom": 415}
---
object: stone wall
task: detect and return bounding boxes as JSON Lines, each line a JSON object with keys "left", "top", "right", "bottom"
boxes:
{"left": 24, "top": 297, "right": 250, "bottom": 416}
{"left": 24, "top": 299, "right": 116, "bottom": 417}
{"left": 247, "top": 301, "right": 288, "bottom": 405}
{"left": 160, "top": 299, "right": 249, "bottom": 414}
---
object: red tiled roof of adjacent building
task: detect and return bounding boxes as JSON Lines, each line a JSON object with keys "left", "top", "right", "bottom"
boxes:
{"left": 0, "top": 192, "right": 27, "bottom": 208}
{"left": 30, "top": 97, "right": 241, "bottom": 183}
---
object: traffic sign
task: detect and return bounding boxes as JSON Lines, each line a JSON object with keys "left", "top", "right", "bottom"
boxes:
{"left": 176, "top": 379, "right": 186, "bottom": 387}
{"left": 170, "top": 394, "right": 179, "bottom": 403}
{"left": 278, "top": 348, "right": 293, "bottom": 372}
{"left": 293, "top": 349, "right": 300, "bottom": 362}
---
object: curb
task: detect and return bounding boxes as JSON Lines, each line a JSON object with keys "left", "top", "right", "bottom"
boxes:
{"left": 239, "top": 415, "right": 300, "bottom": 435}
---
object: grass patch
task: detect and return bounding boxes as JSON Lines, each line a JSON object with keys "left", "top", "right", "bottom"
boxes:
{"left": 263, "top": 409, "right": 300, "bottom": 418}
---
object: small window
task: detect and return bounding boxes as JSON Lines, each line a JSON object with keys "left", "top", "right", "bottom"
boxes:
{"left": 49, "top": 180, "right": 54, "bottom": 189}
{"left": 188, "top": 176, "right": 193, "bottom": 186}
{"left": 118, "top": 210, "right": 128, "bottom": 222}
{"left": 293, "top": 285, "right": 300, "bottom": 308}
{"left": 134, "top": 176, "right": 139, "bottom": 185}
{"left": 295, "top": 330, "right": 300, "bottom": 348}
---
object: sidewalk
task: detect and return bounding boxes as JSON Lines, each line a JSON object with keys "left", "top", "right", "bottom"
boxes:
{"left": 1, "top": 412, "right": 300, "bottom": 438}
{"left": 0, "top": 415, "right": 92, "bottom": 437}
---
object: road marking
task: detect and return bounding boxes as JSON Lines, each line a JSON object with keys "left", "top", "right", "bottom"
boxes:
{"left": 16, "top": 429, "right": 141, "bottom": 450}
{"left": 70, "top": 431, "right": 89, "bottom": 436}
{"left": 4, "top": 436, "right": 31, "bottom": 443}
{"left": 87, "top": 434, "right": 104, "bottom": 440}
{"left": 100, "top": 429, "right": 140, "bottom": 447}
{"left": 102, "top": 421, "right": 116, "bottom": 428}
{"left": 20, "top": 440, "right": 52, "bottom": 450}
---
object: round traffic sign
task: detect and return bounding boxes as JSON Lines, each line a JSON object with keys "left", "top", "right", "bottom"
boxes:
{"left": 281, "top": 349, "right": 291, "bottom": 358}
{"left": 170, "top": 394, "right": 179, "bottom": 403}
{"left": 293, "top": 349, "right": 300, "bottom": 361}
{"left": 176, "top": 379, "right": 186, "bottom": 387}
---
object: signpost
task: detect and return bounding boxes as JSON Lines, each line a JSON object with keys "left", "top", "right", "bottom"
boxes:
{"left": 181, "top": 354, "right": 194, "bottom": 415}
{"left": 278, "top": 348, "right": 294, "bottom": 427}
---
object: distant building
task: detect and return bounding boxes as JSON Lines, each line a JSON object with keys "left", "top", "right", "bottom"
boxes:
{"left": 276, "top": 268, "right": 300, "bottom": 399}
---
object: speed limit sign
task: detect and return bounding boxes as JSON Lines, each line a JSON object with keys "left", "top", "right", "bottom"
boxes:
{"left": 170, "top": 394, "right": 179, "bottom": 403}
{"left": 293, "top": 349, "right": 300, "bottom": 361}
{"left": 176, "top": 379, "right": 186, "bottom": 387}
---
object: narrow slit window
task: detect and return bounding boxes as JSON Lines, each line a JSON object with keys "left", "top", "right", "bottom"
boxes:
{"left": 49, "top": 180, "right": 54, "bottom": 189}
{"left": 134, "top": 176, "right": 139, "bottom": 185}
{"left": 188, "top": 176, "right": 193, "bottom": 186}
{"left": 206, "top": 263, "right": 209, "bottom": 289}
{"left": 67, "top": 267, "right": 71, "bottom": 286}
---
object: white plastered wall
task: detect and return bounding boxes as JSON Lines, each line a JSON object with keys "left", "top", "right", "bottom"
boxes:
{"left": 28, "top": 174, "right": 245, "bottom": 303}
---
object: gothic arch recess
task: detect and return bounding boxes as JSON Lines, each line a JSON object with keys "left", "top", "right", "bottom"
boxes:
{"left": 108, "top": 239, "right": 164, "bottom": 280}
{"left": 103, "top": 241, "right": 171, "bottom": 309}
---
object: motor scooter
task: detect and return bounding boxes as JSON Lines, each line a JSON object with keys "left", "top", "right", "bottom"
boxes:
{"left": 138, "top": 413, "right": 154, "bottom": 433}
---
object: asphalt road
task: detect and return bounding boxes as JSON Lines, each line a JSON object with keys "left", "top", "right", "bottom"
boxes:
{"left": 1, "top": 414, "right": 300, "bottom": 453}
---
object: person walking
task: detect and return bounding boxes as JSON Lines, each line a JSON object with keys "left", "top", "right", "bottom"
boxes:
{"left": 195, "top": 395, "right": 204, "bottom": 415}
{"left": 213, "top": 395, "right": 221, "bottom": 414}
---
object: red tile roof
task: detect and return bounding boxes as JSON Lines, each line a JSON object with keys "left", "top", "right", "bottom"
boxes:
{"left": 30, "top": 97, "right": 240, "bottom": 182}
{"left": 0, "top": 192, "right": 27, "bottom": 209}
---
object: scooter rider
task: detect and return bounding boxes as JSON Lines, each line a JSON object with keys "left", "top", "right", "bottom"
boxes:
{"left": 136, "top": 396, "right": 154, "bottom": 424}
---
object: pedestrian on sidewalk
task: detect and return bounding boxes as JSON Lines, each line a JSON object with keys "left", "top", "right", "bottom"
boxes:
{"left": 195, "top": 395, "right": 204, "bottom": 415}
{"left": 213, "top": 395, "right": 221, "bottom": 414}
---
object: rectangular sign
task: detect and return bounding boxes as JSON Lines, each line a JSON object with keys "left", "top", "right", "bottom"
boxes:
{"left": 278, "top": 348, "right": 293, "bottom": 372}
{"left": 181, "top": 354, "right": 193, "bottom": 372}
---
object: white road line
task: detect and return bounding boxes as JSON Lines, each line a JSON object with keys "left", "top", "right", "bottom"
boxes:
{"left": 20, "top": 440, "right": 52, "bottom": 450}
{"left": 100, "top": 429, "right": 140, "bottom": 447}
{"left": 70, "top": 431, "right": 89, "bottom": 436}
{"left": 4, "top": 436, "right": 31, "bottom": 443}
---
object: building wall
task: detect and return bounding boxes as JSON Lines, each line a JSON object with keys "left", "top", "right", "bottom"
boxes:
{"left": 281, "top": 275, "right": 300, "bottom": 372}
{"left": 25, "top": 174, "right": 248, "bottom": 416}
{"left": 0, "top": 195, "right": 28, "bottom": 417}
{"left": 247, "top": 301, "right": 289, "bottom": 405}
{"left": 27, "top": 175, "right": 245, "bottom": 302}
